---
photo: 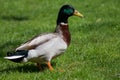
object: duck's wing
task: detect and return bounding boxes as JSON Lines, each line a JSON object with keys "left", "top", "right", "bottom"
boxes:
{"left": 16, "top": 33, "right": 57, "bottom": 50}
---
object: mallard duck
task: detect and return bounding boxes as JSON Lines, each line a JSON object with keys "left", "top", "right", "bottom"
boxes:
{"left": 4, "top": 5, "right": 83, "bottom": 71}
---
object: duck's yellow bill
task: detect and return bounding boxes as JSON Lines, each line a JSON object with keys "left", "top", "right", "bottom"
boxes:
{"left": 73, "top": 10, "right": 84, "bottom": 18}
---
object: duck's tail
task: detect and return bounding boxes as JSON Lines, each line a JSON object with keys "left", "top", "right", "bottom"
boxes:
{"left": 4, "top": 50, "right": 28, "bottom": 63}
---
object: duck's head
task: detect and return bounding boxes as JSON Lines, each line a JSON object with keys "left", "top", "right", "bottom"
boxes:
{"left": 57, "top": 5, "right": 83, "bottom": 25}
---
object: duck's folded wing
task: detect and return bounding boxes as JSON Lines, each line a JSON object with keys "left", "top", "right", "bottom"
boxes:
{"left": 16, "top": 33, "right": 57, "bottom": 50}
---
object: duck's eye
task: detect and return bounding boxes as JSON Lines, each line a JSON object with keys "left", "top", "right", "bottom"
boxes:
{"left": 63, "top": 9, "right": 73, "bottom": 15}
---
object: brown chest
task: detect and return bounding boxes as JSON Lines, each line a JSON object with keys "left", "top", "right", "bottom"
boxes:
{"left": 57, "top": 24, "right": 71, "bottom": 46}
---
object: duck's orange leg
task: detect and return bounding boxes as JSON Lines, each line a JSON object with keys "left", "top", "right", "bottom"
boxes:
{"left": 47, "top": 61, "right": 54, "bottom": 71}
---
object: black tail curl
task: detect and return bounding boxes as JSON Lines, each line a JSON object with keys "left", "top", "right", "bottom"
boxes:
{"left": 7, "top": 50, "right": 28, "bottom": 57}
{"left": 6, "top": 50, "right": 29, "bottom": 63}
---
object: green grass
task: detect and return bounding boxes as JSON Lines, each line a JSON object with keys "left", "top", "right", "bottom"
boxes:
{"left": 0, "top": 0, "right": 120, "bottom": 80}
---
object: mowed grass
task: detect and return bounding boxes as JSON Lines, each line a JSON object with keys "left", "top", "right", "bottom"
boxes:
{"left": 0, "top": 0, "right": 120, "bottom": 80}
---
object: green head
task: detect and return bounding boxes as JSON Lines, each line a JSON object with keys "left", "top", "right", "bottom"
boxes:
{"left": 57, "top": 5, "right": 83, "bottom": 24}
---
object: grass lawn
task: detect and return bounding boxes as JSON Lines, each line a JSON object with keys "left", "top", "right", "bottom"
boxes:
{"left": 0, "top": 0, "right": 120, "bottom": 80}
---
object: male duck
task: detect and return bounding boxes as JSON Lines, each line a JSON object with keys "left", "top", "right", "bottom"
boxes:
{"left": 4, "top": 5, "right": 83, "bottom": 71}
